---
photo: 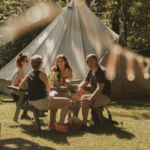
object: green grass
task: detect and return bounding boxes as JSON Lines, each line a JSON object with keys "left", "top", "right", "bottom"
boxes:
{"left": 0, "top": 94, "right": 150, "bottom": 150}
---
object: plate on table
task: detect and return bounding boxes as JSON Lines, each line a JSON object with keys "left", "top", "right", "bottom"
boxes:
{"left": 60, "top": 85, "right": 68, "bottom": 88}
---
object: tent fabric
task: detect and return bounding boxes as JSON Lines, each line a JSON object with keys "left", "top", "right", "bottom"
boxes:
{"left": 100, "top": 50, "right": 150, "bottom": 100}
{"left": 0, "top": 0, "right": 118, "bottom": 82}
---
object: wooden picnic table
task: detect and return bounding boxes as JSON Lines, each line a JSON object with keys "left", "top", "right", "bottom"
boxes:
{"left": 50, "top": 84, "right": 91, "bottom": 92}
{"left": 50, "top": 84, "right": 78, "bottom": 91}
{"left": 7, "top": 86, "right": 28, "bottom": 122}
{"left": 7, "top": 84, "right": 117, "bottom": 130}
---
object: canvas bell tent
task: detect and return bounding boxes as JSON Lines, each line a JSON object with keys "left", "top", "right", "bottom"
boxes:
{"left": 0, "top": 0, "right": 150, "bottom": 100}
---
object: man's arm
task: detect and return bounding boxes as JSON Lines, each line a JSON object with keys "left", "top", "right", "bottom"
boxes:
{"left": 13, "top": 79, "right": 21, "bottom": 86}
{"left": 89, "top": 83, "right": 105, "bottom": 103}
{"left": 19, "top": 77, "right": 28, "bottom": 89}
{"left": 78, "top": 80, "right": 89, "bottom": 90}
{"left": 77, "top": 80, "right": 89, "bottom": 96}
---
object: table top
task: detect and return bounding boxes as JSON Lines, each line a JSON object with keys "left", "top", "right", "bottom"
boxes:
{"left": 7, "top": 85, "right": 27, "bottom": 92}
{"left": 50, "top": 84, "right": 79, "bottom": 91}
{"left": 7, "top": 84, "right": 91, "bottom": 92}
{"left": 7, "top": 84, "right": 79, "bottom": 92}
{"left": 51, "top": 84, "right": 91, "bottom": 91}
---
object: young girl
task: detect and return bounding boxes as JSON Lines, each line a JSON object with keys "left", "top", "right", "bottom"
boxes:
{"left": 50, "top": 54, "right": 72, "bottom": 98}
{"left": 11, "top": 52, "right": 33, "bottom": 120}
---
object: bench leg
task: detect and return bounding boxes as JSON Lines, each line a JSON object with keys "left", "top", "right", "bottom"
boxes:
{"left": 13, "top": 92, "right": 25, "bottom": 122}
{"left": 38, "top": 110, "right": 47, "bottom": 117}
{"left": 33, "top": 109, "right": 41, "bottom": 132}
{"left": 96, "top": 110, "right": 105, "bottom": 126}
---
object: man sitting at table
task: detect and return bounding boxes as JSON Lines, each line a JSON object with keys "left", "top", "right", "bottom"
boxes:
{"left": 70, "top": 54, "right": 111, "bottom": 130}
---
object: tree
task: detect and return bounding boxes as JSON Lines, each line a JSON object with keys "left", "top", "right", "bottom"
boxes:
{"left": 0, "top": 0, "right": 60, "bottom": 69}
{"left": 90, "top": 0, "right": 150, "bottom": 50}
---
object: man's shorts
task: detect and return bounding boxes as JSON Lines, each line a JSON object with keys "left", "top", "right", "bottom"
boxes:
{"left": 28, "top": 97, "right": 52, "bottom": 110}
{"left": 93, "top": 94, "right": 110, "bottom": 107}
{"left": 76, "top": 93, "right": 110, "bottom": 108}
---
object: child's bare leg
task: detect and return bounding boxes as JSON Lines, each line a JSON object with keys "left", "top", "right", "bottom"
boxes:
{"left": 50, "top": 110, "right": 57, "bottom": 125}
{"left": 49, "top": 98, "right": 70, "bottom": 126}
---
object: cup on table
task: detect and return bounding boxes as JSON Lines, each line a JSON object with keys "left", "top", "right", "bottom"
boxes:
{"left": 62, "top": 76, "right": 67, "bottom": 83}
{"left": 65, "top": 78, "right": 70, "bottom": 87}
{"left": 53, "top": 79, "right": 59, "bottom": 87}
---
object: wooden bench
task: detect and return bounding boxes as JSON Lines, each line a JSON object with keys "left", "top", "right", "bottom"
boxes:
{"left": 1, "top": 99, "right": 15, "bottom": 102}
{"left": 7, "top": 86, "right": 47, "bottom": 132}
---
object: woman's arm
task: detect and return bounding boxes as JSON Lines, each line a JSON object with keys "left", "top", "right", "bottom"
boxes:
{"left": 67, "top": 69, "right": 72, "bottom": 79}
{"left": 13, "top": 68, "right": 24, "bottom": 86}
{"left": 50, "top": 66, "right": 56, "bottom": 72}
{"left": 13, "top": 79, "right": 21, "bottom": 86}
{"left": 39, "top": 73, "right": 51, "bottom": 92}
{"left": 19, "top": 77, "right": 28, "bottom": 89}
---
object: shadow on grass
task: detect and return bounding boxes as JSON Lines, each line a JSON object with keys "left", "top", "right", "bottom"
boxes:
{"left": 9, "top": 121, "right": 84, "bottom": 145}
{"left": 141, "top": 113, "right": 150, "bottom": 119}
{"left": 0, "top": 138, "right": 55, "bottom": 150}
{"left": 0, "top": 100, "right": 3, "bottom": 105}
{"left": 10, "top": 122, "right": 135, "bottom": 145}
{"left": 88, "top": 124, "right": 135, "bottom": 139}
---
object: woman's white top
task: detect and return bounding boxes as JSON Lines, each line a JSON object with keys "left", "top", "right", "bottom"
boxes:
{"left": 11, "top": 67, "right": 25, "bottom": 95}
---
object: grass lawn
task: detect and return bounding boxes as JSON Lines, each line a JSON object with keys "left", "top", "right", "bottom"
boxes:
{"left": 0, "top": 94, "right": 150, "bottom": 150}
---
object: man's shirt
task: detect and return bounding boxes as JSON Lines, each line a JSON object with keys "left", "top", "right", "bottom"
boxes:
{"left": 85, "top": 65, "right": 111, "bottom": 98}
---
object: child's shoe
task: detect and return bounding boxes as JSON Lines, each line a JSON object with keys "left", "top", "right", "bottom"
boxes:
{"left": 48, "top": 123, "right": 57, "bottom": 129}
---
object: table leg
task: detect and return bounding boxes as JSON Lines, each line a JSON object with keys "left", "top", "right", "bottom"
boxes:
{"left": 38, "top": 110, "right": 48, "bottom": 117}
{"left": 13, "top": 92, "right": 25, "bottom": 122}
{"left": 34, "top": 109, "right": 41, "bottom": 132}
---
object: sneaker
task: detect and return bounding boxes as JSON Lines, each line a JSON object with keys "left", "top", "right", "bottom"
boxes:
{"left": 78, "top": 123, "right": 88, "bottom": 131}
{"left": 55, "top": 125, "right": 68, "bottom": 133}
{"left": 48, "top": 123, "right": 57, "bottom": 129}
{"left": 21, "top": 114, "right": 34, "bottom": 120}
{"left": 64, "top": 123, "right": 71, "bottom": 129}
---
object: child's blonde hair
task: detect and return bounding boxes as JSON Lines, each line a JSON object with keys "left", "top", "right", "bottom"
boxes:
{"left": 30, "top": 55, "right": 43, "bottom": 69}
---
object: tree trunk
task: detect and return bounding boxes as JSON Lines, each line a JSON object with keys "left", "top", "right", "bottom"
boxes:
{"left": 123, "top": 22, "right": 127, "bottom": 42}
{"left": 112, "top": 10, "right": 120, "bottom": 35}
{"left": 85, "top": 0, "right": 90, "bottom": 8}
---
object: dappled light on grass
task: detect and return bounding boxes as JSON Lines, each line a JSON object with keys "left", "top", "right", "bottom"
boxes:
{"left": 1, "top": 100, "right": 150, "bottom": 150}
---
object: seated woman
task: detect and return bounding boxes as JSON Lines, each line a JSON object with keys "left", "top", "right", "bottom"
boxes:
{"left": 19, "top": 55, "right": 70, "bottom": 133}
{"left": 11, "top": 52, "right": 33, "bottom": 120}
{"left": 50, "top": 54, "right": 72, "bottom": 98}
